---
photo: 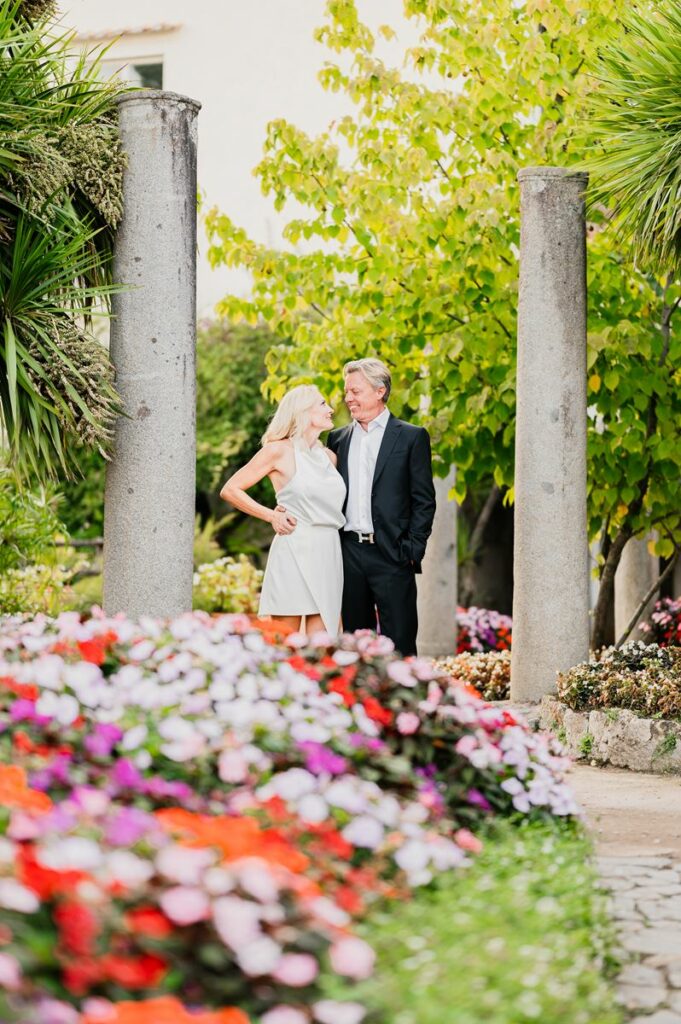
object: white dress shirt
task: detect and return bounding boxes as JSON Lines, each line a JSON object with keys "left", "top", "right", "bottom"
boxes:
{"left": 344, "top": 408, "right": 391, "bottom": 533}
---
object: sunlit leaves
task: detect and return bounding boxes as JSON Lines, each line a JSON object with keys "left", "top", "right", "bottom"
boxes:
{"left": 207, "top": 0, "right": 680, "bottom": 556}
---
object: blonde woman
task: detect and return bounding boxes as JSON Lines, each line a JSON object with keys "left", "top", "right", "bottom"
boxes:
{"left": 220, "top": 385, "right": 346, "bottom": 635}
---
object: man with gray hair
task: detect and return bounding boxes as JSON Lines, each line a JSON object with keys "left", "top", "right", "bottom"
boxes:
{"left": 327, "top": 357, "right": 436, "bottom": 655}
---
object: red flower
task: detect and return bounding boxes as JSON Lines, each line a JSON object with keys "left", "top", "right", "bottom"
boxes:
{"left": 54, "top": 901, "right": 99, "bottom": 957}
{"left": 124, "top": 906, "right": 173, "bottom": 939}
{"left": 63, "top": 957, "right": 103, "bottom": 995}
{"left": 328, "top": 677, "right": 356, "bottom": 708}
{"left": 101, "top": 952, "right": 168, "bottom": 988}
{"left": 286, "top": 655, "right": 321, "bottom": 680}
{"left": 18, "top": 846, "right": 89, "bottom": 900}
{"left": 336, "top": 885, "right": 364, "bottom": 914}
{"left": 362, "top": 696, "right": 393, "bottom": 727}
{"left": 77, "top": 639, "right": 107, "bottom": 665}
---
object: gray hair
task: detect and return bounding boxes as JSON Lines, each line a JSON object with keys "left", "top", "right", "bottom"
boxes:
{"left": 343, "top": 357, "right": 391, "bottom": 402}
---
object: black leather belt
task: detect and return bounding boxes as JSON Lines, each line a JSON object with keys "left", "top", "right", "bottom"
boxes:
{"left": 344, "top": 531, "right": 375, "bottom": 544}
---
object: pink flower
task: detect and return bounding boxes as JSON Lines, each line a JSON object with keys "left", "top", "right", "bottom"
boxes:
{"left": 329, "top": 937, "right": 376, "bottom": 979}
{"left": 272, "top": 952, "right": 319, "bottom": 986}
{"left": 0, "top": 952, "right": 21, "bottom": 990}
{"left": 80, "top": 998, "right": 115, "bottom": 1020}
{"left": 314, "top": 1001, "right": 366, "bottom": 1024}
{"left": 159, "top": 886, "right": 210, "bottom": 925}
{"left": 396, "top": 712, "right": 420, "bottom": 735}
{"left": 454, "top": 828, "right": 483, "bottom": 854}
{"left": 218, "top": 748, "right": 249, "bottom": 784}
{"left": 455, "top": 734, "right": 478, "bottom": 756}
{"left": 261, "top": 1008, "right": 309, "bottom": 1024}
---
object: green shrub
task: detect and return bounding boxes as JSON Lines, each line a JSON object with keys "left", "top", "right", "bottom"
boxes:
{"left": 192, "top": 555, "right": 263, "bottom": 614}
{"left": 0, "top": 563, "right": 72, "bottom": 616}
{"left": 327, "top": 822, "right": 622, "bottom": 1024}
{"left": 0, "top": 469, "right": 64, "bottom": 571}
{"left": 435, "top": 650, "right": 511, "bottom": 701}
{"left": 557, "top": 641, "right": 681, "bottom": 718}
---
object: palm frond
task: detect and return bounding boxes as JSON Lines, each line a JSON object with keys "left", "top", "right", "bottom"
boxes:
{"left": 586, "top": 0, "right": 681, "bottom": 272}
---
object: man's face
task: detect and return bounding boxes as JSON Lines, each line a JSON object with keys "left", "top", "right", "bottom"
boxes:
{"left": 344, "top": 371, "right": 385, "bottom": 425}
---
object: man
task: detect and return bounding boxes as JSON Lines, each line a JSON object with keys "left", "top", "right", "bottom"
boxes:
{"left": 327, "top": 357, "right": 436, "bottom": 656}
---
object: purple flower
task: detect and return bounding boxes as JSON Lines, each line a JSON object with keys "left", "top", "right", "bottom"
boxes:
{"left": 84, "top": 723, "right": 123, "bottom": 758}
{"left": 112, "top": 758, "right": 144, "bottom": 790}
{"left": 348, "top": 735, "right": 386, "bottom": 752}
{"left": 10, "top": 698, "right": 38, "bottom": 722}
{"left": 299, "top": 741, "right": 348, "bottom": 776}
{"left": 144, "top": 776, "right": 194, "bottom": 801}
{"left": 467, "top": 788, "right": 492, "bottom": 812}
{"left": 104, "top": 807, "right": 155, "bottom": 846}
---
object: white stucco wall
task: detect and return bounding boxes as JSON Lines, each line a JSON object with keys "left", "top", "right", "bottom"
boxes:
{"left": 62, "top": 0, "right": 416, "bottom": 314}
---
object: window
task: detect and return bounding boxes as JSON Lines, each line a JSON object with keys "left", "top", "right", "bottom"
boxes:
{"left": 99, "top": 58, "right": 163, "bottom": 89}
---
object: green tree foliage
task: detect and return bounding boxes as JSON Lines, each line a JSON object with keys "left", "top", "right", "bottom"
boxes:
{"left": 207, "top": 0, "right": 681, "bottom": 647}
{"left": 0, "top": 0, "right": 126, "bottom": 482}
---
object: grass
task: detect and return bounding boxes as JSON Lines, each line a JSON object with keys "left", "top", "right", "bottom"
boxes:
{"left": 330, "top": 822, "right": 622, "bottom": 1024}
{"left": 579, "top": 733, "right": 594, "bottom": 758}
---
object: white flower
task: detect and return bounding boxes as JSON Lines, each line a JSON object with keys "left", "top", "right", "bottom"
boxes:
{"left": 120, "top": 724, "right": 148, "bottom": 750}
{"left": 213, "top": 895, "right": 262, "bottom": 948}
{"left": 35, "top": 691, "right": 80, "bottom": 726}
{"left": 236, "top": 936, "right": 282, "bottom": 976}
{"left": 39, "top": 837, "right": 102, "bottom": 871}
{"left": 156, "top": 844, "right": 215, "bottom": 884}
{"left": 298, "top": 794, "right": 329, "bottom": 824}
{"left": 342, "top": 815, "right": 384, "bottom": 850}
{"left": 0, "top": 879, "right": 39, "bottom": 913}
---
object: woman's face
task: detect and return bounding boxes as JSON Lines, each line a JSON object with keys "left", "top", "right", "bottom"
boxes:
{"left": 308, "top": 393, "right": 335, "bottom": 432}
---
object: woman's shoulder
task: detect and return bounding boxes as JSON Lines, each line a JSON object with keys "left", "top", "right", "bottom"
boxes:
{"left": 322, "top": 445, "right": 338, "bottom": 467}
{"left": 260, "top": 439, "right": 295, "bottom": 465}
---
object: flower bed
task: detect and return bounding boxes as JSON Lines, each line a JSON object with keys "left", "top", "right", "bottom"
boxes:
{"left": 457, "top": 607, "right": 512, "bottom": 654}
{"left": 557, "top": 642, "right": 681, "bottom": 717}
{"left": 641, "top": 596, "right": 681, "bottom": 648}
{"left": 434, "top": 651, "right": 511, "bottom": 702}
{"left": 0, "top": 611, "right": 577, "bottom": 1022}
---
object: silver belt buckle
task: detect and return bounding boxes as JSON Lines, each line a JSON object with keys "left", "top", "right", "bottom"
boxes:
{"left": 357, "top": 531, "right": 375, "bottom": 544}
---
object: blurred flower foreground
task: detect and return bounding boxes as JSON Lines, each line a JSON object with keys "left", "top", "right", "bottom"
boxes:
{"left": 0, "top": 610, "right": 578, "bottom": 1023}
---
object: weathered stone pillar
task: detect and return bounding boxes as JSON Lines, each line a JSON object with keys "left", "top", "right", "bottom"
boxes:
{"left": 511, "top": 167, "right": 590, "bottom": 701}
{"left": 615, "top": 536, "right": 658, "bottom": 641}
{"left": 104, "top": 91, "right": 200, "bottom": 620}
{"left": 417, "top": 468, "right": 458, "bottom": 657}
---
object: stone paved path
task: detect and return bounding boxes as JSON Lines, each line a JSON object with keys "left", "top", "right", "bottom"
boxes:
{"left": 570, "top": 766, "right": 681, "bottom": 1022}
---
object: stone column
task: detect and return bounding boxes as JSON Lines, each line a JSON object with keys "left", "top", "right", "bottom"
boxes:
{"left": 104, "top": 91, "right": 200, "bottom": 620}
{"left": 417, "top": 468, "right": 458, "bottom": 657}
{"left": 615, "top": 536, "right": 658, "bottom": 641}
{"left": 511, "top": 167, "right": 590, "bottom": 702}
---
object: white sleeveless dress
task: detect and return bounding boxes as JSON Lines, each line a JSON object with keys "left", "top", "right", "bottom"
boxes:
{"left": 258, "top": 441, "right": 346, "bottom": 635}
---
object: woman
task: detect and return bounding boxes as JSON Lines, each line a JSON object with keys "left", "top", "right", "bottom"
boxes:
{"left": 220, "top": 385, "right": 346, "bottom": 636}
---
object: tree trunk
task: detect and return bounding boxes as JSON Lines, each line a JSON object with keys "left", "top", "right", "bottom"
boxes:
{"left": 460, "top": 484, "right": 501, "bottom": 605}
{"left": 591, "top": 528, "right": 631, "bottom": 651}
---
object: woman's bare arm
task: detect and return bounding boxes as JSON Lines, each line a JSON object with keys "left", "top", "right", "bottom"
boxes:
{"left": 220, "top": 443, "right": 296, "bottom": 535}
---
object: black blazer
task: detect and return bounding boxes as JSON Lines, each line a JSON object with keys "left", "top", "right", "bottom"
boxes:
{"left": 327, "top": 414, "right": 436, "bottom": 574}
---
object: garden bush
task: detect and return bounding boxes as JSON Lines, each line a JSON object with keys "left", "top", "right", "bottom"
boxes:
{"left": 457, "top": 606, "right": 512, "bottom": 654}
{"left": 192, "top": 555, "right": 264, "bottom": 614}
{"left": 0, "top": 611, "right": 578, "bottom": 1022}
{"left": 557, "top": 641, "right": 681, "bottom": 718}
{"left": 0, "top": 470, "right": 80, "bottom": 615}
{"left": 435, "top": 650, "right": 511, "bottom": 702}
{"left": 641, "top": 596, "right": 681, "bottom": 648}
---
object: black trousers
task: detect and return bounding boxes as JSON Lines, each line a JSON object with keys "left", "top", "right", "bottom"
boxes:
{"left": 340, "top": 533, "right": 418, "bottom": 657}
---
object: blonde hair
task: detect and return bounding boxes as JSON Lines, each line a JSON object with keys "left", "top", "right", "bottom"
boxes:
{"left": 261, "top": 384, "right": 321, "bottom": 446}
{"left": 343, "top": 357, "right": 391, "bottom": 402}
